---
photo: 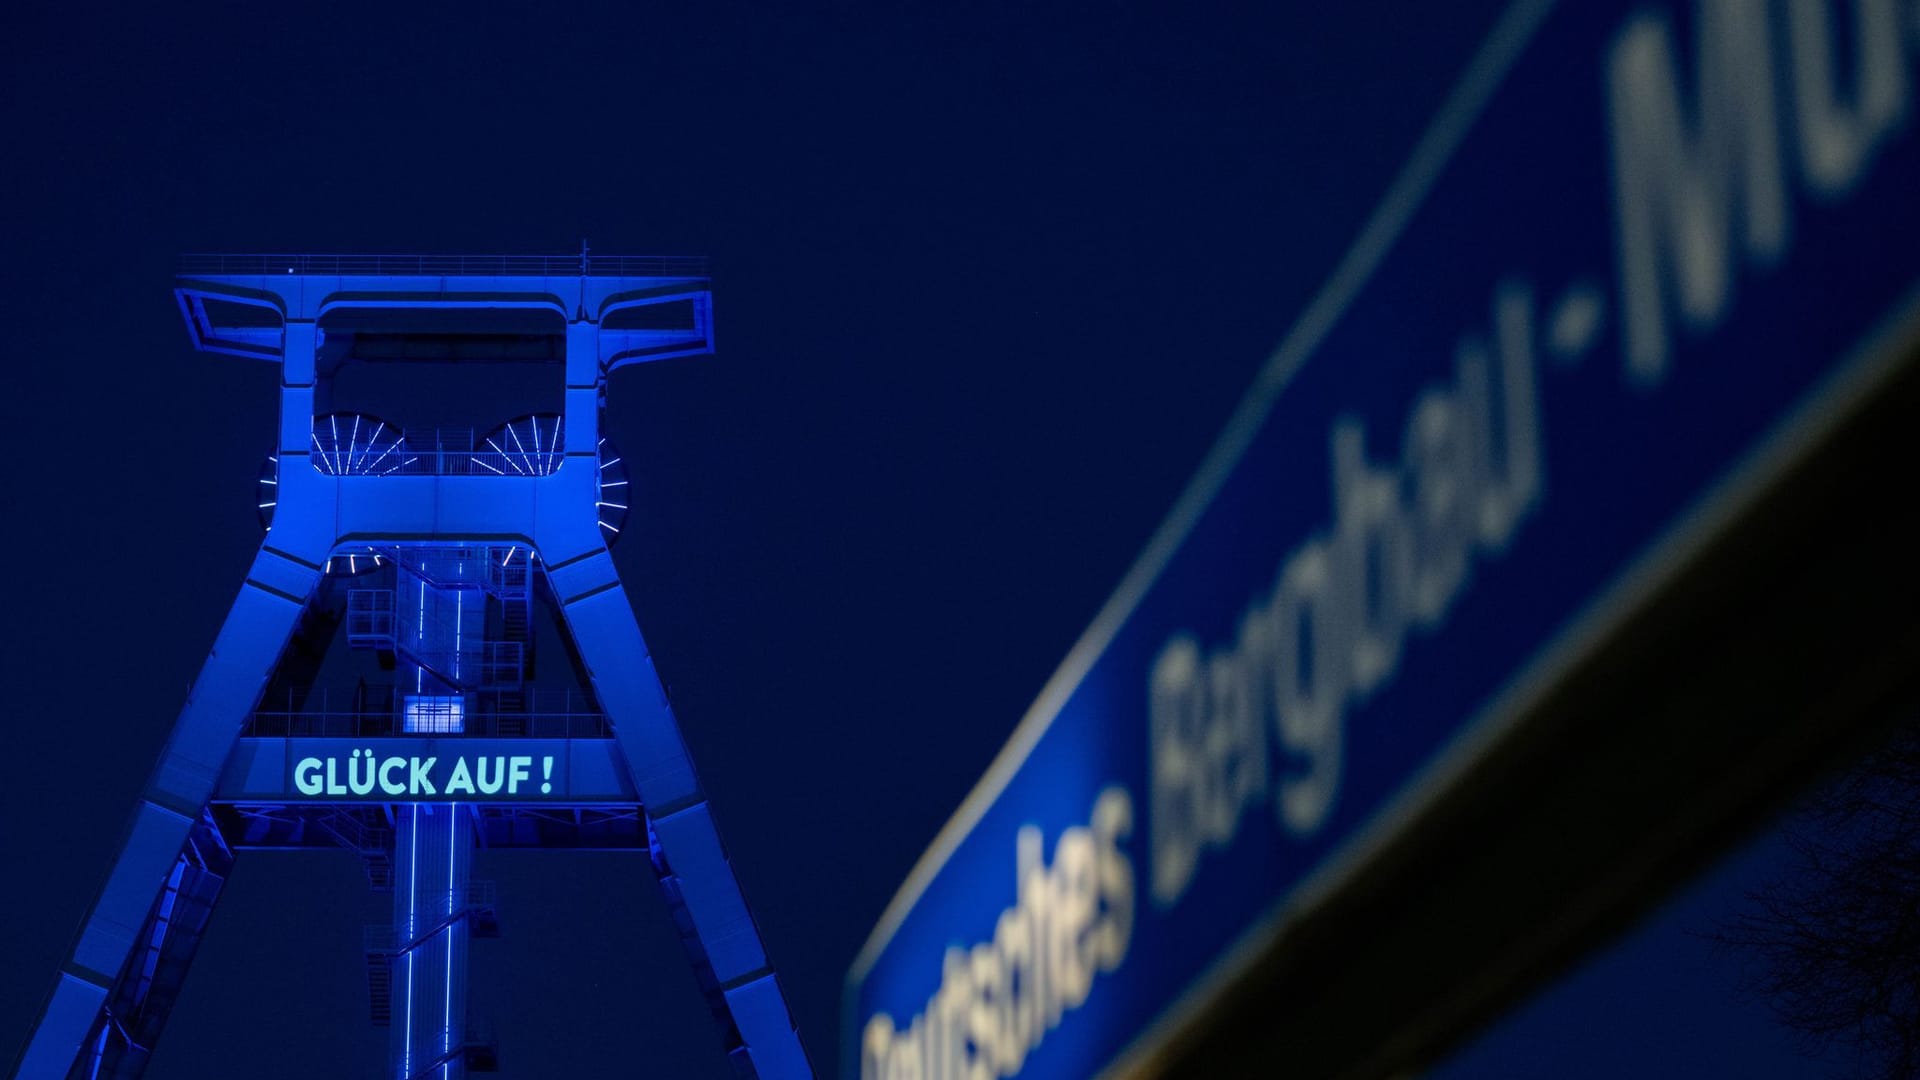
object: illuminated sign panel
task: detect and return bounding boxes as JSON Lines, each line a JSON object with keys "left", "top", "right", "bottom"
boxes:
{"left": 292, "top": 742, "right": 547, "bottom": 798}
{"left": 846, "top": 1, "right": 1920, "bottom": 1076}
{"left": 215, "top": 738, "right": 638, "bottom": 803}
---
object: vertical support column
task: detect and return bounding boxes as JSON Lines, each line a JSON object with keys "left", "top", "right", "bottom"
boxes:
{"left": 280, "top": 320, "right": 318, "bottom": 461}
{"left": 563, "top": 321, "right": 601, "bottom": 456}
{"left": 390, "top": 555, "right": 476, "bottom": 1080}
{"left": 390, "top": 805, "right": 471, "bottom": 1080}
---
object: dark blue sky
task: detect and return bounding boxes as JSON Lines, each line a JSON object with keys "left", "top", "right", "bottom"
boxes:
{"left": 0, "top": 3, "right": 1851, "bottom": 1077}
{"left": 1431, "top": 810, "right": 1856, "bottom": 1079}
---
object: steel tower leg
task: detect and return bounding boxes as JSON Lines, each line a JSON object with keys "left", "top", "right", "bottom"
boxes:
{"left": 11, "top": 546, "right": 319, "bottom": 1078}
{"left": 549, "top": 549, "right": 813, "bottom": 1079}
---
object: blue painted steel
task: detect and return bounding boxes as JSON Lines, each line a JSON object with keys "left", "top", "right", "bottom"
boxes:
{"left": 845, "top": 3, "right": 1920, "bottom": 1078}
{"left": 13, "top": 259, "right": 812, "bottom": 1078}
{"left": 387, "top": 559, "right": 479, "bottom": 1080}
{"left": 392, "top": 803, "right": 471, "bottom": 1080}
{"left": 12, "top": 978, "right": 105, "bottom": 1079}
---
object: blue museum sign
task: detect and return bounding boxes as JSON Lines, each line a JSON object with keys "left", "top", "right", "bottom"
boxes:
{"left": 846, "top": 0, "right": 1920, "bottom": 1076}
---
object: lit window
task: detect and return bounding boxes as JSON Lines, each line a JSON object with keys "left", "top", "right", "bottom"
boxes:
{"left": 403, "top": 695, "right": 465, "bottom": 733}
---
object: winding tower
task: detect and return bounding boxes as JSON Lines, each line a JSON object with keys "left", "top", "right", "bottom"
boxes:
{"left": 12, "top": 254, "right": 813, "bottom": 1079}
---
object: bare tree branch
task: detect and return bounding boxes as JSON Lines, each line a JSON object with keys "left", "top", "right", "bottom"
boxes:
{"left": 1706, "top": 720, "right": 1920, "bottom": 1080}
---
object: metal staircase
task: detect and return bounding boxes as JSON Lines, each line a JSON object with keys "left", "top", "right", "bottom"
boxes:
{"left": 490, "top": 553, "right": 532, "bottom": 639}
{"left": 344, "top": 551, "right": 534, "bottom": 718}
{"left": 363, "top": 882, "right": 500, "bottom": 1028}
{"left": 346, "top": 588, "right": 397, "bottom": 650}
{"left": 364, "top": 932, "right": 394, "bottom": 1027}
{"left": 401, "top": 1027, "right": 500, "bottom": 1078}
{"left": 314, "top": 810, "right": 395, "bottom": 892}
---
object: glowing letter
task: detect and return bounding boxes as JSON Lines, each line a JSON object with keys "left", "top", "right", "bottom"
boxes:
{"left": 445, "top": 757, "right": 476, "bottom": 796}
{"left": 410, "top": 757, "right": 437, "bottom": 796}
{"left": 294, "top": 758, "right": 324, "bottom": 796}
{"left": 378, "top": 757, "right": 407, "bottom": 796}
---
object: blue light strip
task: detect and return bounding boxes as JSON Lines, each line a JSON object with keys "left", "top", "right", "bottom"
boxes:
{"left": 364, "top": 428, "right": 400, "bottom": 473}
{"left": 453, "top": 589, "right": 463, "bottom": 683}
{"left": 444, "top": 806, "right": 456, "bottom": 1079}
{"left": 403, "top": 810, "right": 418, "bottom": 1079}
{"left": 506, "top": 427, "right": 531, "bottom": 475}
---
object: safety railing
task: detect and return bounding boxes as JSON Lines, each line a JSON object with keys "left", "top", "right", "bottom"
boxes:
{"left": 366, "top": 883, "right": 496, "bottom": 955}
{"left": 246, "top": 689, "right": 609, "bottom": 739}
{"left": 479, "top": 643, "right": 524, "bottom": 690}
{"left": 245, "top": 711, "right": 611, "bottom": 739}
{"left": 345, "top": 589, "right": 396, "bottom": 646}
{"left": 487, "top": 554, "right": 531, "bottom": 597}
{"left": 317, "top": 448, "right": 573, "bottom": 477}
{"left": 310, "top": 422, "right": 571, "bottom": 478}
{"left": 180, "top": 252, "right": 709, "bottom": 278}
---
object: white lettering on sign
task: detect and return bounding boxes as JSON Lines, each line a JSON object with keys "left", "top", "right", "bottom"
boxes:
{"left": 1150, "top": 284, "right": 1543, "bottom": 907}
{"left": 292, "top": 749, "right": 557, "bottom": 798}
{"left": 861, "top": 788, "right": 1134, "bottom": 1080}
{"left": 1610, "top": 0, "right": 1914, "bottom": 385}
{"left": 860, "top": 1, "right": 1920, "bottom": 1071}
{"left": 1147, "top": 0, "right": 1920, "bottom": 914}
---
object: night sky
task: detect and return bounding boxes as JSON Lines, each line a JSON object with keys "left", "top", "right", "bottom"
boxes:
{"left": 0, "top": 3, "right": 1854, "bottom": 1077}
